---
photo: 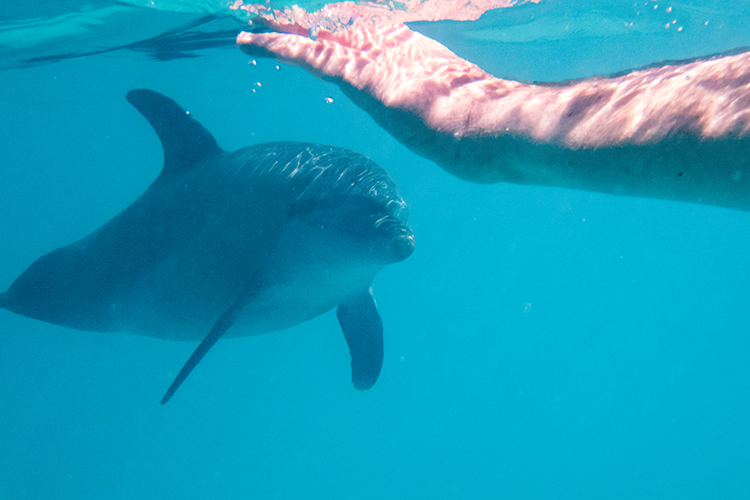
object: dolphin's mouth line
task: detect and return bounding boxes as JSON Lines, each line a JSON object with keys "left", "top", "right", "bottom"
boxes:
{"left": 314, "top": 222, "right": 390, "bottom": 242}
{"left": 305, "top": 216, "right": 414, "bottom": 263}
{"left": 309, "top": 215, "right": 412, "bottom": 243}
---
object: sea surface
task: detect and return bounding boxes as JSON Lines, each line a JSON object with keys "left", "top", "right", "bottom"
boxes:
{"left": 1, "top": 1, "right": 750, "bottom": 498}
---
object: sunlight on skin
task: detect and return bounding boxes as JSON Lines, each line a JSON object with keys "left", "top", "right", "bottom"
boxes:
{"left": 229, "top": 0, "right": 537, "bottom": 29}
{"left": 239, "top": 21, "right": 750, "bottom": 211}
{"left": 238, "top": 22, "right": 750, "bottom": 147}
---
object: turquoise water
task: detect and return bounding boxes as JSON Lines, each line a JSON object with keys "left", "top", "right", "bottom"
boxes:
{"left": 1, "top": 1, "right": 750, "bottom": 498}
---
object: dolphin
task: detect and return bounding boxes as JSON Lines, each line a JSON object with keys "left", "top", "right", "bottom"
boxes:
{"left": 0, "top": 89, "right": 415, "bottom": 404}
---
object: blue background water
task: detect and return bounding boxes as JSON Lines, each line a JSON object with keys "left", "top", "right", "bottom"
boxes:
{"left": 1, "top": 1, "right": 750, "bottom": 498}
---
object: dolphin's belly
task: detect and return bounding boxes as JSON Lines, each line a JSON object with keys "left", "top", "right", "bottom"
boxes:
{"left": 229, "top": 261, "right": 383, "bottom": 339}
{"left": 108, "top": 229, "right": 384, "bottom": 342}
{"left": 111, "top": 264, "right": 381, "bottom": 341}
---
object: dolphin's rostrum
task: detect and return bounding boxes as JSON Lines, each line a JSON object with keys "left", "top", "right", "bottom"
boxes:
{"left": 0, "top": 89, "right": 414, "bottom": 404}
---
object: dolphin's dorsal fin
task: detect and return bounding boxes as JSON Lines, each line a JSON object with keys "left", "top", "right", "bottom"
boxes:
{"left": 126, "top": 89, "right": 222, "bottom": 176}
{"left": 337, "top": 288, "right": 384, "bottom": 390}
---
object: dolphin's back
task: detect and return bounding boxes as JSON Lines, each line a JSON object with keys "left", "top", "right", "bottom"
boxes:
{"left": 225, "top": 140, "right": 407, "bottom": 219}
{"left": 1, "top": 90, "right": 228, "bottom": 332}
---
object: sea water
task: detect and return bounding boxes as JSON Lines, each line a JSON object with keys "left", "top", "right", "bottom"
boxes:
{"left": 1, "top": 1, "right": 749, "bottom": 498}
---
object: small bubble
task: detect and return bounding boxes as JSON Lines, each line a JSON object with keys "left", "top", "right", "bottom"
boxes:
{"left": 666, "top": 6, "right": 672, "bottom": 12}
{"left": 324, "top": 97, "right": 334, "bottom": 103}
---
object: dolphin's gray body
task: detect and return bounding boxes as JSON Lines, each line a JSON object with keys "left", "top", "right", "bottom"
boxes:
{"left": 0, "top": 89, "right": 414, "bottom": 404}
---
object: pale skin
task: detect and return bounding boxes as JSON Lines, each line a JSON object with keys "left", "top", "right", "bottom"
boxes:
{"left": 238, "top": 22, "right": 750, "bottom": 211}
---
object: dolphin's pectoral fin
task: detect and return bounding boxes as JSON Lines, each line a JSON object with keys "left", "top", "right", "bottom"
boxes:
{"left": 336, "top": 288, "right": 384, "bottom": 391}
{"left": 0, "top": 292, "right": 9, "bottom": 309}
{"left": 161, "top": 294, "right": 249, "bottom": 405}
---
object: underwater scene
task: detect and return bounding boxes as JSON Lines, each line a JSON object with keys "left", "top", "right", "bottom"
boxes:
{"left": 1, "top": 0, "right": 750, "bottom": 498}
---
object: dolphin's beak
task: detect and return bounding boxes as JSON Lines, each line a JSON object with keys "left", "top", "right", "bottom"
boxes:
{"left": 382, "top": 224, "right": 415, "bottom": 264}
